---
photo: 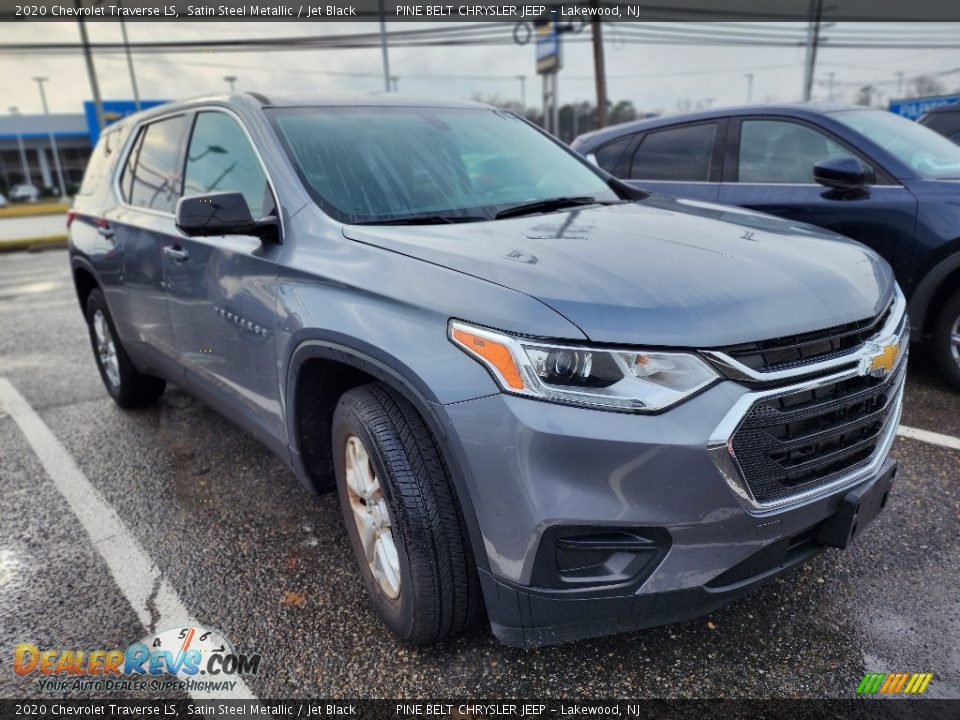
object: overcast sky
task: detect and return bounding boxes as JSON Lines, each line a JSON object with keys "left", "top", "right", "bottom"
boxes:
{"left": 1, "top": 21, "right": 958, "bottom": 117}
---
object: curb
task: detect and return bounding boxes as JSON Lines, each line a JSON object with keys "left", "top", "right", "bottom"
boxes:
{"left": 0, "top": 204, "right": 71, "bottom": 219}
{"left": 0, "top": 235, "right": 68, "bottom": 254}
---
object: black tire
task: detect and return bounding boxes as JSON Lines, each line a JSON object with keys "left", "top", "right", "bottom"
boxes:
{"left": 85, "top": 288, "right": 166, "bottom": 408}
{"left": 332, "top": 382, "right": 481, "bottom": 645}
{"left": 932, "top": 288, "right": 960, "bottom": 392}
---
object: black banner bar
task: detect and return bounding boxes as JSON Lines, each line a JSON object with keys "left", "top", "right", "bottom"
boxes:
{"left": 3, "top": 0, "right": 960, "bottom": 22}
{"left": 0, "top": 700, "right": 956, "bottom": 720}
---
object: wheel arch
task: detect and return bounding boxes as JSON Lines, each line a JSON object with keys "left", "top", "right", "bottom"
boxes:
{"left": 284, "top": 336, "right": 491, "bottom": 574}
{"left": 71, "top": 257, "right": 101, "bottom": 312}
{"left": 909, "top": 247, "right": 960, "bottom": 341}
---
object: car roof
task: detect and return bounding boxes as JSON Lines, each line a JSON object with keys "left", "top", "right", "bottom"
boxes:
{"left": 575, "top": 102, "right": 874, "bottom": 149}
{"left": 921, "top": 102, "right": 960, "bottom": 115}
{"left": 118, "top": 92, "right": 492, "bottom": 127}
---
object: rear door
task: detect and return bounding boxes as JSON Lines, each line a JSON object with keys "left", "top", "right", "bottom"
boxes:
{"left": 163, "top": 109, "right": 285, "bottom": 447}
{"left": 106, "top": 113, "right": 190, "bottom": 373}
{"left": 718, "top": 117, "right": 919, "bottom": 282}
{"left": 620, "top": 120, "right": 725, "bottom": 202}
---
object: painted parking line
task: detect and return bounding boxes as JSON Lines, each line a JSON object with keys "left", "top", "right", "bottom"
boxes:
{"left": 897, "top": 425, "right": 960, "bottom": 452}
{"left": 0, "top": 377, "right": 257, "bottom": 701}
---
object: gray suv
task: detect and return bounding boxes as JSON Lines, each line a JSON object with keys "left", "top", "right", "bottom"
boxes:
{"left": 70, "top": 95, "right": 907, "bottom": 647}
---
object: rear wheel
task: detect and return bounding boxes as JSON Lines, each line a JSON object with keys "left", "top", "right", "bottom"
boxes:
{"left": 85, "top": 289, "right": 166, "bottom": 407}
{"left": 332, "top": 383, "right": 481, "bottom": 645}
{"left": 932, "top": 288, "right": 960, "bottom": 392}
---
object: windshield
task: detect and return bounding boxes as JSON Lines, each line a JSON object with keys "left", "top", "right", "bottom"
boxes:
{"left": 268, "top": 106, "right": 620, "bottom": 223}
{"left": 834, "top": 109, "right": 960, "bottom": 179}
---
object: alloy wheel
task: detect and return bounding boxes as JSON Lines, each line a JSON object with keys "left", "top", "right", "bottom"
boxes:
{"left": 344, "top": 435, "right": 401, "bottom": 599}
{"left": 93, "top": 309, "right": 120, "bottom": 389}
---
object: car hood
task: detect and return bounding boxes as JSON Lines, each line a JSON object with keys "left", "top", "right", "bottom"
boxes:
{"left": 342, "top": 195, "right": 895, "bottom": 347}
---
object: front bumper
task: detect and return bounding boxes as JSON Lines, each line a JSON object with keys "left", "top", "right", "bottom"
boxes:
{"left": 438, "top": 350, "right": 904, "bottom": 646}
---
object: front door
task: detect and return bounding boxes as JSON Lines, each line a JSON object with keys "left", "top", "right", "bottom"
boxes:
{"left": 163, "top": 110, "right": 284, "bottom": 445}
{"left": 718, "top": 117, "right": 919, "bottom": 283}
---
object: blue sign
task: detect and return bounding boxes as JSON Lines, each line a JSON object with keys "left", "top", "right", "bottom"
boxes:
{"left": 83, "top": 99, "right": 169, "bottom": 144}
{"left": 889, "top": 95, "right": 960, "bottom": 120}
{"left": 536, "top": 22, "right": 561, "bottom": 75}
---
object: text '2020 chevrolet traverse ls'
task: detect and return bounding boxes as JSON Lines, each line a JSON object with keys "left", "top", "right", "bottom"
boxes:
{"left": 69, "top": 95, "right": 907, "bottom": 647}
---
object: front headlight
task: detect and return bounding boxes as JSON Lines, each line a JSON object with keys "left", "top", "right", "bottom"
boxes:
{"left": 449, "top": 320, "right": 718, "bottom": 412}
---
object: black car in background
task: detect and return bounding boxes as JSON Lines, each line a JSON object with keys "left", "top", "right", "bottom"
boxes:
{"left": 573, "top": 104, "right": 960, "bottom": 390}
{"left": 919, "top": 103, "right": 960, "bottom": 144}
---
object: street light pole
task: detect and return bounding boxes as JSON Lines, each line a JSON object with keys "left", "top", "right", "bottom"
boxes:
{"left": 75, "top": 1, "right": 105, "bottom": 132}
{"left": 744, "top": 73, "right": 754, "bottom": 104}
{"left": 224, "top": 75, "right": 237, "bottom": 93}
{"left": 8, "top": 106, "right": 33, "bottom": 187}
{"left": 33, "top": 77, "right": 67, "bottom": 198}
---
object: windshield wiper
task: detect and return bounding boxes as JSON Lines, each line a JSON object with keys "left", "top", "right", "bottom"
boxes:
{"left": 494, "top": 196, "right": 603, "bottom": 220}
{"left": 352, "top": 214, "right": 487, "bottom": 226}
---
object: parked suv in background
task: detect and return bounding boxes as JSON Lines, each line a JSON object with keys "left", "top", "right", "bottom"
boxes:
{"left": 71, "top": 95, "right": 906, "bottom": 647}
{"left": 573, "top": 104, "right": 960, "bottom": 390}
{"left": 919, "top": 102, "right": 960, "bottom": 144}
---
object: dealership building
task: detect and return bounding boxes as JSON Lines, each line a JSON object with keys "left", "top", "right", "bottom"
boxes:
{"left": 0, "top": 111, "right": 92, "bottom": 193}
{"left": 0, "top": 100, "right": 167, "bottom": 195}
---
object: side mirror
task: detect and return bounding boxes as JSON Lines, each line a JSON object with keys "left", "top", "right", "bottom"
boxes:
{"left": 813, "top": 157, "right": 874, "bottom": 191}
{"left": 176, "top": 192, "right": 279, "bottom": 242}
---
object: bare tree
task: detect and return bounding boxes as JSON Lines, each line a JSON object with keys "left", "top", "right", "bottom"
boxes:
{"left": 910, "top": 75, "right": 946, "bottom": 98}
{"left": 855, "top": 85, "right": 878, "bottom": 107}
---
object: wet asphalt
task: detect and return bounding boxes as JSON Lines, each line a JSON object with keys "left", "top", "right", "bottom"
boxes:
{"left": 0, "top": 249, "right": 957, "bottom": 700}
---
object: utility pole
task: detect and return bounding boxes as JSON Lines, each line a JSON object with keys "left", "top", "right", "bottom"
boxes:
{"left": 378, "top": 0, "right": 391, "bottom": 92}
{"left": 516, "top": 74, "right": 527, "bottom": 110}
{"left": 33, "top": 77, "right": 67, "bottom": 198}
{"left": 8, "top": 107, "right": 33, "bottom": 186}
{"left": 826, "top": 71, "right": 835, "bottom": 101}
{"left": 591, "top": 7, "right": 607, "bottom": 129}
{"left": 119, "top": 13, "right": 140, "bottom": 110}
{"left": 895, "top": 71, "right": 905, "bottom": 98}
{"left": 802, "top": 0, "right": 824, "bottom": 102}
{"left": 224, "top": 75, "right": 237, "bottom": 92}
{"left": 744, "top": 73, "right": 754, "bottom": 104}
{"left": 75, "top": 0, "right": 104, "bottom": 132}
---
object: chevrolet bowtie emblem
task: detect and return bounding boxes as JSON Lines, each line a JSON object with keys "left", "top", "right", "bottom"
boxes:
{"left": 868, "top": 342, "right": 900, "bottom": 376}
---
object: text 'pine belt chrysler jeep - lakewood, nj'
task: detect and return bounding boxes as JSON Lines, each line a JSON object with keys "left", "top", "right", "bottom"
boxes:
{"left": 69, "top": 94, "right": 907, "bottom": 647}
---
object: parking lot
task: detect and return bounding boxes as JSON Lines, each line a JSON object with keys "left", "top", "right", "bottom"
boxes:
{"left": 0, "top": 248, "right": 957, "bottom": 700}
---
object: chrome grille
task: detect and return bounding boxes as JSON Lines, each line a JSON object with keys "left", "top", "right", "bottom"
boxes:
{"left": 729, "top": 355, "right": 906, "bottom": 504}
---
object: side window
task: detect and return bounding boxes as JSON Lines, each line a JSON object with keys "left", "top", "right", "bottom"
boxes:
{"left": 629, "top": 123, "right": 716, "bottom": 181}
{"left": 124, "top": 115, "right": 189, "bottom": 213}
{"left": 183, "top": 112, "right": 272, "bottom": 220}
{"left": 592, "top": 135, "right": 633, "bottom": 175}
{"left": 738, "top": 120, "right": 851, "bottom": 184}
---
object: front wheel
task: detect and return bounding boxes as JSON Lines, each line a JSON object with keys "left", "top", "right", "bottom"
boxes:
{"left": 332, "top": 383, "right": 481, "bottom": 645}
{"left": 85, "top": 289, "right": 166, "bottom": 407}
{"left": 932, "top": 288, "right": 960, "bottom": 392}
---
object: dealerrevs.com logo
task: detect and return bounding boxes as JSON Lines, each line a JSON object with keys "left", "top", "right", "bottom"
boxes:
{"left": 14, "top": 626, "right": 260, "bottom": 694}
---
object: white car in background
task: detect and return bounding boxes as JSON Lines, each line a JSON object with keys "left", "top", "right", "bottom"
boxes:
{"left": 9, "top": 184, "right": 40, "bottom": 202}
{"left": 0, "top": 192, "right": 7, "bottom": 208}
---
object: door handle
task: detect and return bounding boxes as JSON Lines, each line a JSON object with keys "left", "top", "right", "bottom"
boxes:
{"left": 163, "top": 245, "right": 189, "bottom": 262}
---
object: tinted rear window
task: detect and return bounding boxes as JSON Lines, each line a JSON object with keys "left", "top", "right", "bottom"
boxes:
{"left": 121, "top": 115, "right": 189, "bottom": 213}
{"left": 629, "top": 123, "right": 716, "bottom": 181}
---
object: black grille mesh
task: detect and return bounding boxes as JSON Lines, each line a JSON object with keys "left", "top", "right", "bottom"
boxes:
{"left": 721, "top": 303, "right": 892, "bottom": 373}
{"left": 730, "top": 357, "right": 905, "bottom": 504}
